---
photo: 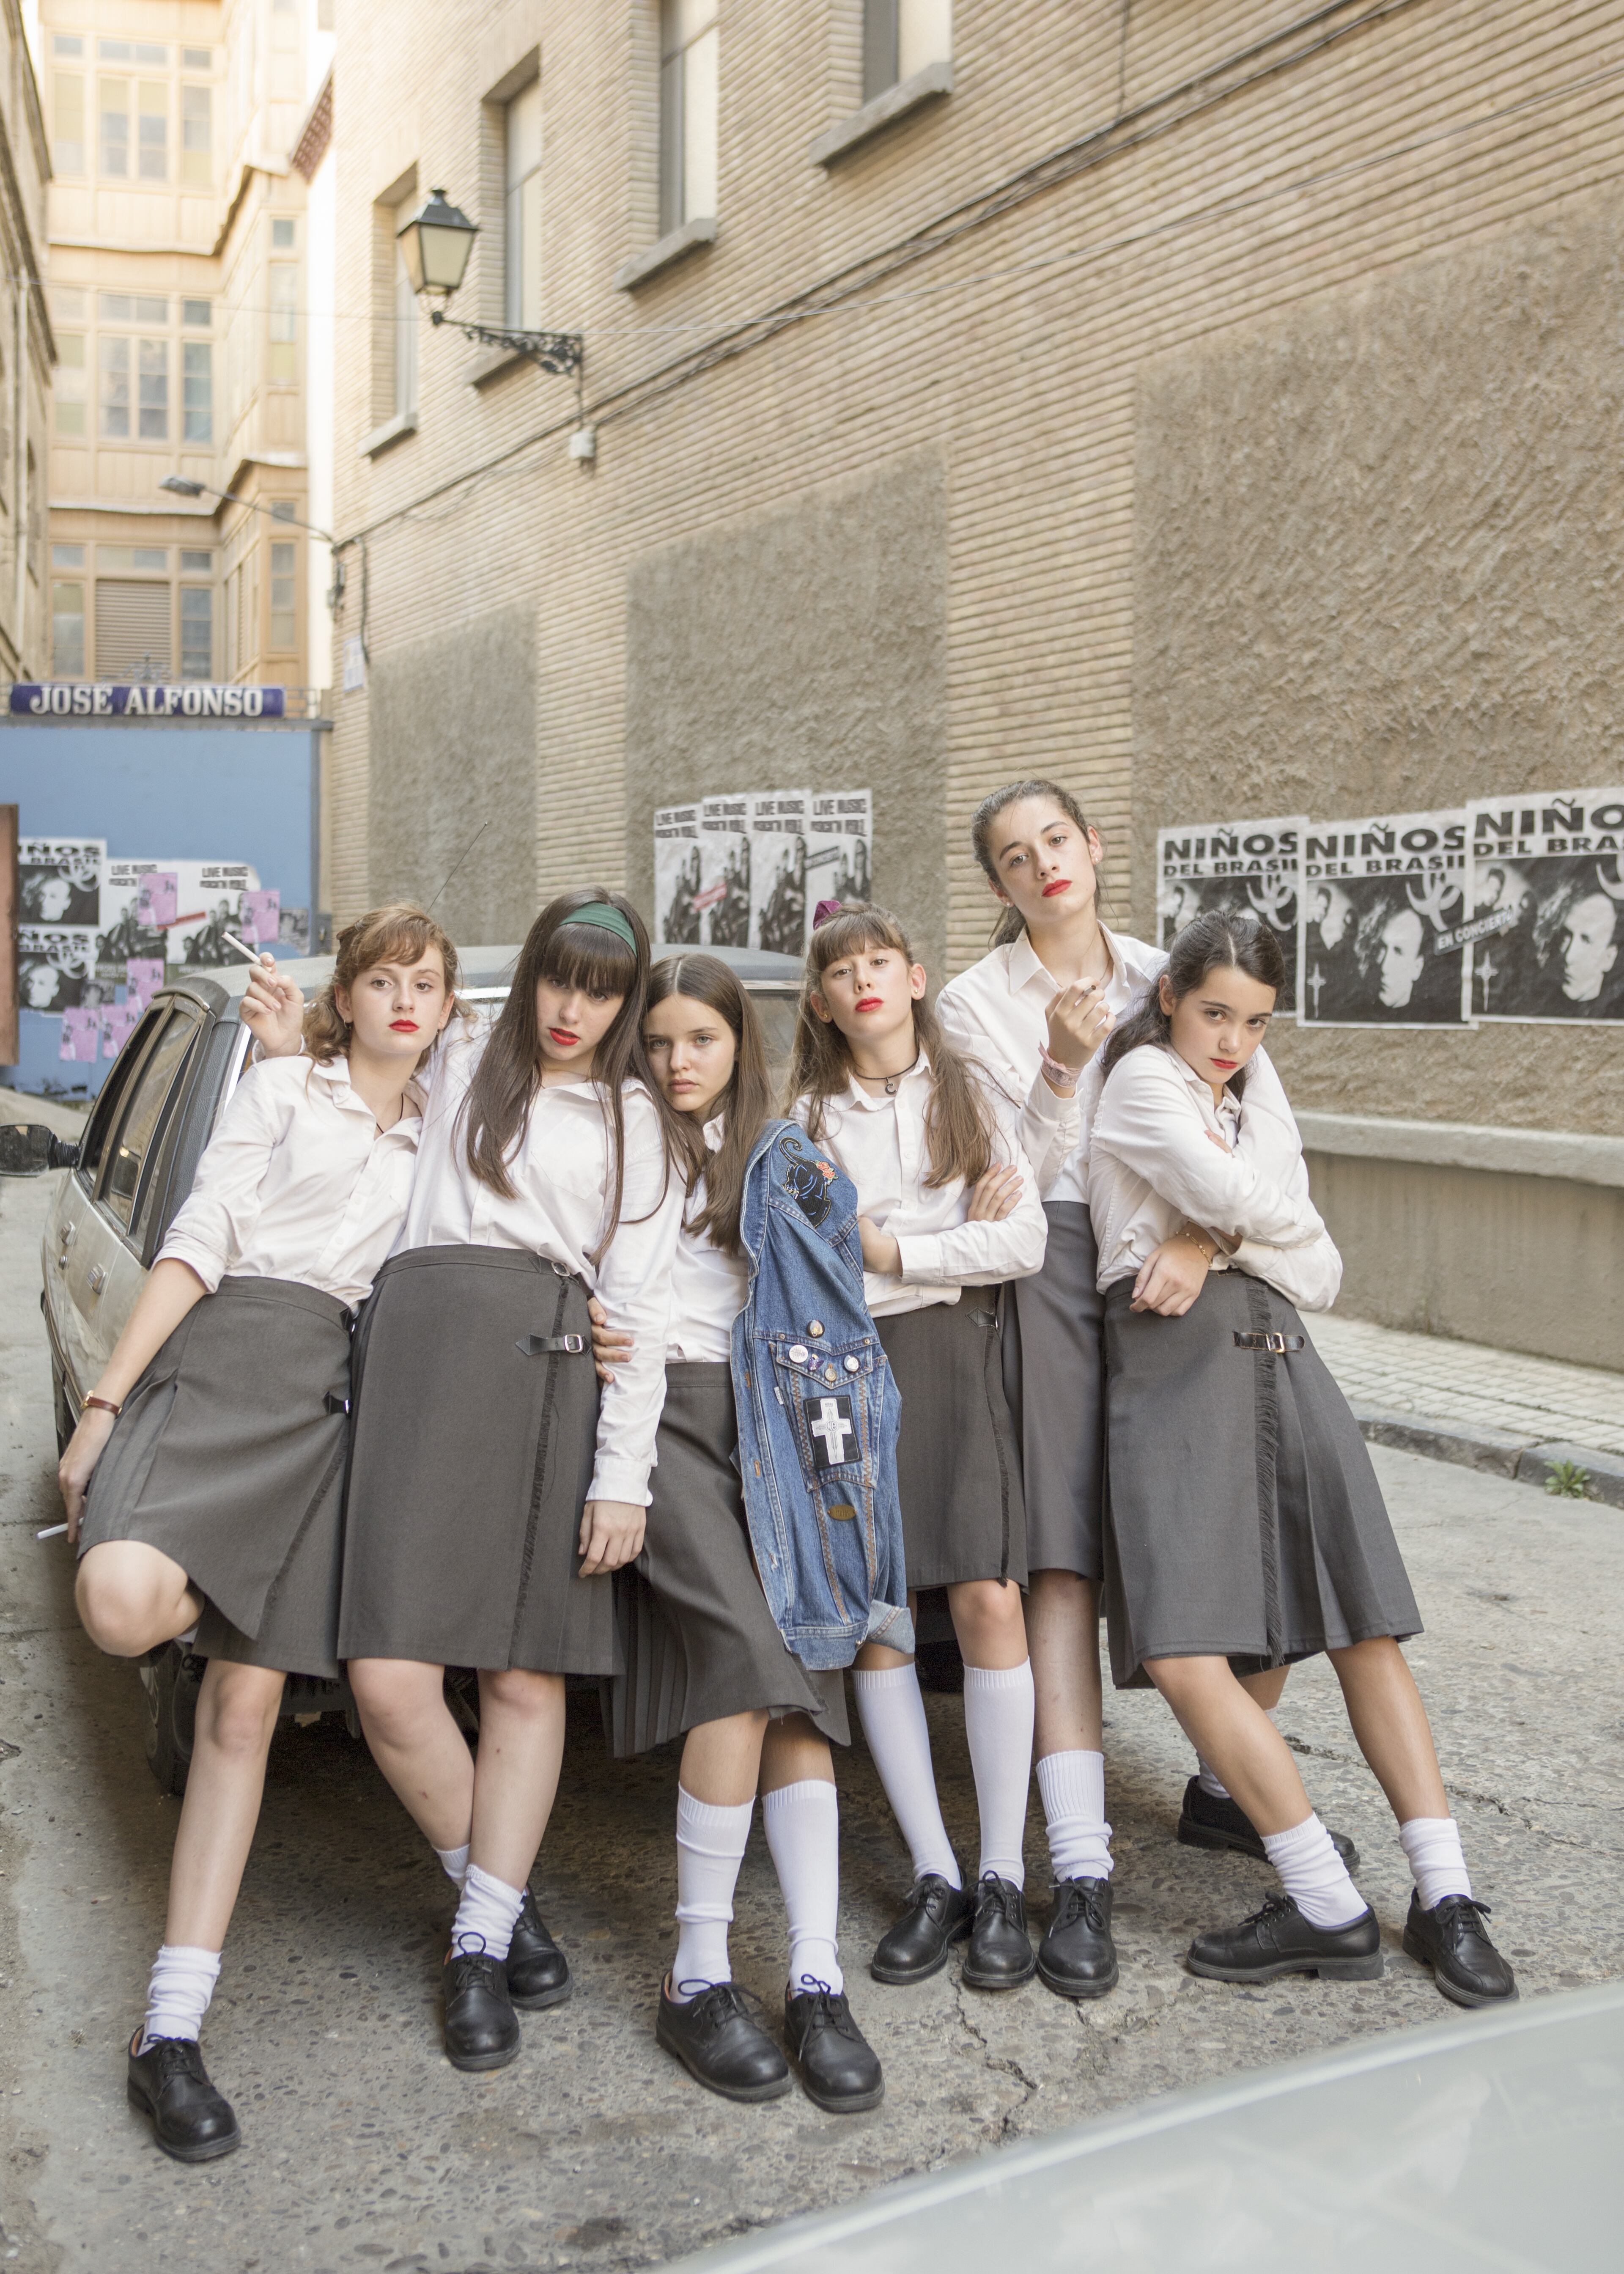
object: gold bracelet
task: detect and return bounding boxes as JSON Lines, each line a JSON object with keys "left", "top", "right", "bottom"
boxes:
{"left": 1180, "top": 1225, "right": 1216, "bottom": 1265}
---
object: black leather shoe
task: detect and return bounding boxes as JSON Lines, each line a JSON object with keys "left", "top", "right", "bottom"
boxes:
{"left": 443, "top": 1936, "right": 521, "bottom": 2071}
{"left": 1402, "top": 1891, "right": 1517, "bottom": 2008}
{"left": 656, "top": 1978, "right": 791, "bottom": 2103}
{"left": 784, "top": 1980, "right": 884, "bottom": 2113}
{"left": 1186, "top": 1892, "right": 1382, "bottom": 1983}
{"left": 962, "top": 1873, "right": 1037, "bottom": 1990}
{"left": 1178, "top": 1777, "right": 1359, "bottom": 1871}
{"left": 1037, "top": 1876, "right": 1119, "bottom": 1999}
{"left": 870, "top": 1873, "right": 973, "bottom": 1985}
{"left": 506, "top": 1887, "right": 571, "bottom": 2010}
{"left": 126, "top": 2033, "right": 240, "bottom": 2163}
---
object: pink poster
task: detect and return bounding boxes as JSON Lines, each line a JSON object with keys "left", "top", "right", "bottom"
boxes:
{"left": 102, "top": 1002, "right": 141, "bottom": 1058}
{"left": 241, "top": 888, "right": 280, "bottom": 945}
{"left": 125, "top": 957, "right": 164, "bottom": 1010}
{"left": 135, "top": 872, "right": 178, "bottom": 929}
{"left": 59, "top": 1007, "right": 101, "bottom": 1062}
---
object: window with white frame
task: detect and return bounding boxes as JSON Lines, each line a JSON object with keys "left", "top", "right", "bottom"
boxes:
{"left": 862, "top": 0, "right": 952, "bottom": 102}
{"left": 181, "top": 586, "right": 213, "bottom": 678}
{"left": 393, "top": 194, "right": 418, "bottom": 416}
{"left": 659, "top": 0, "right": 717, "bottom": 238}
{"left": 505, "top": 78, "right": 543, "bottom": 331}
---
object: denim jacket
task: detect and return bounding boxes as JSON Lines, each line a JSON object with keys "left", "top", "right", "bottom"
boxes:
{"left": 731, "top": 1119, "right": 912, "bottom": 1670}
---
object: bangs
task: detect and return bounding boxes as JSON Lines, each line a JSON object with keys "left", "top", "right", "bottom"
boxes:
{"left": 542, "top": 921, "right": 639, "bottom": 997}
{"left": 810, "top": 908, "right": 908, "bottom": 973}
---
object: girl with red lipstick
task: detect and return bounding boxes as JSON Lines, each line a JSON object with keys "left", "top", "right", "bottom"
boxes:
{"left": 58, "top": 904, "right": 458, "bottom": 2161}
{"left": 1089, "top": 912, "right": 1515, "bottom": 2009}
{"left": 790, "top": 904, "right": 1050, "bottom": 1992}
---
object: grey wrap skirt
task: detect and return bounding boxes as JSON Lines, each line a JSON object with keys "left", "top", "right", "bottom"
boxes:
{"left": 1000, "top": 1201, "right": 1106, "bottom": 1579}
{"left": 1100, "top": 1270, "right": 1422, "bottom": 1690}
{"left": 609, "top": 1362, "right": 849, "bottom": 1757}
{"left": 337, "top": 1245, "right": 615, "bottom": 1675}
{"left": 77, "top": 1274, "right": 353, "bottom": 1678}
{"left": 876, "top": 1299, "right": 1027, "bottom": 1590}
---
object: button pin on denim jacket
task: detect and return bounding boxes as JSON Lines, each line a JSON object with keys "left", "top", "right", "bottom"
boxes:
{"left": 844, "top": 1355, "right": 860, "bottom": 1373}
{"left": 789, "top": 1343, "right": 809, "bottom": 1363}
{"left": 807, "top": 1321, "right": 825, "bottom": 1337}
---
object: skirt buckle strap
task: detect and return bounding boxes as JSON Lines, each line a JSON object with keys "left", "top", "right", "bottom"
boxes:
{"left": 516, "top": 1333, "right": 586, "bottom": 1357}
{"left": 324, "top": 1391, "right": 351, "bottom": 1415}
{"left": 1232, "top": 1329, "right": 1304, "bottom": 1354}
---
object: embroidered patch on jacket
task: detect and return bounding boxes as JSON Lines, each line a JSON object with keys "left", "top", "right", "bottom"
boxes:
{"left": 776, "top": 1129, "right": 836, "bottom": 1226}
{"left": 803, "top": 1391, "right": 857, "bottom": 1469}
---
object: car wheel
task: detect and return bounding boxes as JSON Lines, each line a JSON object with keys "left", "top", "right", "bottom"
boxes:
{"left": 139, "top": 1645, "right": 202, "bottom": 1796}
{"left": 50, "top": 1360, "right": 74, "bottom": 1458}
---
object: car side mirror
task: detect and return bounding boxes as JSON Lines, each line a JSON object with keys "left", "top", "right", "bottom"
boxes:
{"left": 0, "top": 1124, "right": 78, "bottom": 1175}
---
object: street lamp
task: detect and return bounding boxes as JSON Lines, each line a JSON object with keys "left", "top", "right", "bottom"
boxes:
{"left": 159, "top": 475, "right": 346, "bottom": 607}
{"left": 397, "top": 187, "right": 583, "bottom": 377}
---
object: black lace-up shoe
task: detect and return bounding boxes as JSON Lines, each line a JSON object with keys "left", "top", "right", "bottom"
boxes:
{"left": 1037, "top": 1876, "right": 1119, "bottom": 1999}
{"left": 656, "top": 1978, "right": 791, "bottom": 2103}
{"left": 443, "top": 1935, "right": 521, "bottom": 2071}
{"left": 126, "top": 2033, "right": 240, "bottom": 2163}
{"left": 962, "top": 1873, "right": 1037, "bottom": 1990}
{"left": 506, "top": 1887, "right": 571, "bottom": 2010}
{"left": 870, "top": 1873, "right": 973, "bottom": 1985}
{"left": 784, "top": 1979, "right": 884, "bottom": 2113}
{"left": 1178, "top": 1777, "right": 1360, "bottom": 1870}
{"left": 1186, "top": 1892, "right": 1382, "bottom": 1983}
{"left": 1402, "top": 1891, "right": 1517, "bottom": 2008}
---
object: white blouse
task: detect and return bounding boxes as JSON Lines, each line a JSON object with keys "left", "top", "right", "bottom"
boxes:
{"left": 667, "top": 1118, "right": 749, "bottom": 1364}
{"left": 158, "top": 1054, "right": 423, "bottom": 1307}
{"left": 1087, "top": 1043, "right": 1341, "bottom": 1312}
{"left": 795, "top": 1054, "right": 1047, "bottom": 1318}
{"left": 936, "top": 923, "right": 1166, "bottom": 1202}
{"left": 403, "top": 1027, "right": 684, "bottom": 1506}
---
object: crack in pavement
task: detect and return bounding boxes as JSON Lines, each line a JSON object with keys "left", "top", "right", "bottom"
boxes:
{"left": 950, "top": 1974, "right": 1042, "bottom": 2140}
{"left": 1280, "top": 1732, "right": 1624, "bottom": 1858}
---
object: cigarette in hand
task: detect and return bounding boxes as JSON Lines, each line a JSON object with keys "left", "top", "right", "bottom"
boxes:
{"left": 37, "top": 1523, "right": 68, "bottom": 1539}
{"left": 222, "top": 931, "right": 270, "bottom": 965}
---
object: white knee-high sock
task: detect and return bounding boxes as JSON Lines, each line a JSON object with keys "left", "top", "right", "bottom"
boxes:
{"left": 1037, "top": 1749, "right": 1113, "bottom": 1882}
{"left": 764, "top": 1779, "right": 843, "bottom": 1995}
{"left": 435, "top": 1841, "right": 471, "bottom": 1888}
{"left": 963, "top": 1660, "right": 1035, "bottom": 1889}
{"left": 852, "top": 1664, "right": 960, "bottom": 1889}
{"left": 1262, "top": 1814, "right": 1366, "bottom": 1928}
{"left": 1400, "top": 1817, "right": 1472, "bottom": 1909}
{"left": 451, "top": 1863, "right": 526, "bottom": 1960}
{"left": 671, "top": 1787, "right": 753, "bottom": 2002}
{"left": 1198, "top": 1708, "right": 1281, "bottom": 1802}
{"left": 141, "top": 1944, "right": 221, "bottom": 2050}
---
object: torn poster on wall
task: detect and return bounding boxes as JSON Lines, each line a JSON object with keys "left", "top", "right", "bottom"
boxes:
{"left": 1156, "top": 816, "right": 1305, "bottom": 1015}
{"left": 1466, "top": 788, "right": 1624, "bottom": 1021}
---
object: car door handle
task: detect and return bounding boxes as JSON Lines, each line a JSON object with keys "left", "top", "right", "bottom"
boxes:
{"left": 86, "top": 1264, "right": 107, "bottom": 1296}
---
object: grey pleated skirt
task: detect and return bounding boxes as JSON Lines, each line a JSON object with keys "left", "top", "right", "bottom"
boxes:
{"left": 876, "top": 1300, "right": 1027, "bottom": 1590}
{"left": 1100, "top": 1271, "right": 1422, "bottom": 1690}
{"left": 337, "top": 1245, "right": 614, "bottom": 1675}
{"left": 1001, "top": 1202, "right": 1106, "bottom": 1579}
{"left": 78, "top": 1275, "right": 353, "bottom": 1678}
{"left": 609, "top": 1363, "right": 848, "bottom": 1758}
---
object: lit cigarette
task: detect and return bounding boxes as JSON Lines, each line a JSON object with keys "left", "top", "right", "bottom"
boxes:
{"left": 222, "top": 931, "right": 267, "bottom": 964}
{"left": 36, "top": 1523, "right": 68, "bottom": 1539}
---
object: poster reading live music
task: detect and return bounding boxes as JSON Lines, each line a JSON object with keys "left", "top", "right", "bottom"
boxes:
{"left": 1465, "top": 788, "right": 1624, "bottom": 1022}
{"left": 1298, "top": 810, "right": 1470, "bottom": 1027}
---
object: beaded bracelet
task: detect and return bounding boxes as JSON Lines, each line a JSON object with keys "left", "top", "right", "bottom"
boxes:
{"left": 1037, "top": 1043, "right": 1079, "bottom": 1091}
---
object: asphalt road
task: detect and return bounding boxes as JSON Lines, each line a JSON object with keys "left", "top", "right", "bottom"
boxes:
{"left": 2, "top": 1164, "right": 1619, "bottom": 2274}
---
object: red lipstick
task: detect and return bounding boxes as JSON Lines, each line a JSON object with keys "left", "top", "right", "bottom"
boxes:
{"left": 1041, "top": 878, "right": 1071, "bottom": 898}
{"left": 549, "top": 1027, "right": 579, "bottom": 1047}
{"left": 856, "top": 994, "right": 883, "bottom": 1011}
{"left": 390, "top": 1019, "right": 418, "bottom": 1032}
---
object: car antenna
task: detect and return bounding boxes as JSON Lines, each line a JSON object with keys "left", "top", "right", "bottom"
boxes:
{"left": 425, "top": 823, "right": 491, "bottom": 915}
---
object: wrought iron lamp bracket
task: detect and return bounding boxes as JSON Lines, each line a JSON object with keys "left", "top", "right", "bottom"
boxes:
{"left": 427, "top": 308, "right": 584, "bottom": 376}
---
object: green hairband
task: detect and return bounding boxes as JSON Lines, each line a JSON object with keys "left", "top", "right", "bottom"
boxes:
{"left": 565, "top": 901, "right": 638, "bottom": 952}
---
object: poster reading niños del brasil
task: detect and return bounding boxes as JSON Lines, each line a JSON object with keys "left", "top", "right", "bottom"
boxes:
{"left": 1299, "top": 810, "right": 1470, "bottom": 1027}
{"left": 807, "top": 788, "right": 872, "bottom": 914}
{"left": 19, "top": 839, "right": 104, "bottom": 927}
{"left": 748, "top": 791, "right": 809, "bottom": 956}
{"left": 1156, "top": 818, "right": 1304, "bottom": 1014}
{"left": 1466, "top": 788, "right": 1624, "bottom": 1021}
{"left": 699, "top": 794, "right": 751, "bottom": 949}
{"left": 653, "top": 804, "right": 702, "bottom": 946}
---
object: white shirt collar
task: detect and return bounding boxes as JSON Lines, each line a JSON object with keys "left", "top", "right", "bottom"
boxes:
{"left": 839, "top": 1047, "right": 933, "bottom": 1113}
{"left": 701, "top": 1113, "right": 726, "bottom": 1155}
{"left": 307, "top": 1052, "right": 425, "bottom": 1132}
{"left": 1160, "top": 1043, "right": 1240, "bottom": 1123}
{"left": 1005, "top": 920, "right": 1144, "bottom": 998}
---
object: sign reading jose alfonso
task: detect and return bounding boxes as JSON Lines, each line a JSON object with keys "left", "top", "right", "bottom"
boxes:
{"left": 1156, "top": 817, "right": 1304, "bottom": 1014}
{"left": 1465, "top": 788, "right": 1624, "bottom": 1021}
{"left": 1299, "top": 810, "right": 1470, "bottom": 1026}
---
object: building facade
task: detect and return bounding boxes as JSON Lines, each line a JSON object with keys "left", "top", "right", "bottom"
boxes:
{"left": 327, "top": 0, "right": 1620, "bottom": 1362}
{"left": 40, "top": 0, "right": 332, "bottom": 690}
{"left": 0, "top": 0, "right": 55, "bottom": 680}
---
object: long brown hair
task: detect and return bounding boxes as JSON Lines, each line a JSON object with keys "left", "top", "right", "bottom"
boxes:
{"left": 304, "top": 902, "right": 461, "bottom": 1066}
{"left": 1099, "top": 909, "right": 1284, "bottom": 1099}
{"left": 787, "top": 903, "right": 996, "bottom": 1189}
{"left": 648, "top": 954, "right": 774, "bottom": 1258}
{"left": 461, "top": 887, "right": 680, "bottom": 1252}
{"left": 970, "top": 778, "right": 1106, "bottom": 949}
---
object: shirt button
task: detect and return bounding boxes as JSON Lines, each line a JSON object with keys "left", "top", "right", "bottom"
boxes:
{"left": 788, "top": 1344, "right": 809, "bottom": 1363}
{"left": 844, "top": 1355, "right": 860, "bottom": 1373}
{"left": 807, "top": 1320, "right": 824, "bottom": 1337}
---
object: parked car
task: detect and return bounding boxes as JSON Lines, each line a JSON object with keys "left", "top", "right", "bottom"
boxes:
{"left": 2, "top": 939, "right": 804, "bottom": 1793}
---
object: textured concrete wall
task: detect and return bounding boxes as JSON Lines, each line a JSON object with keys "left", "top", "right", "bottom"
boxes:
{"left": 1307, "top": 1153, "right": 1624, "bottom": 1371}
{"left": 366, "top": 604, "right": 537, "bottom": 944}
{"left": 1133, "top": 182, "right": 1624, "bottom": 1137}
{"left": 623, "top": 452, "right": 949, "bottom": 978}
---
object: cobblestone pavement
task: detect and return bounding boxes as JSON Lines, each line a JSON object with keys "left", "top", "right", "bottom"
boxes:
{"left": 1305, "top": 1312, "right": 1624, "bottom": 1458}
{"left": 3, "top": 1171, "right": 1621, "bottom": 2274}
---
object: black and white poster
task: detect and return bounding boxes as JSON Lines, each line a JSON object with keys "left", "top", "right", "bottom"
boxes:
{"left": 96, "top": 859, "right": 168, "bottom": 976}
{"left": 699, "top": 794, "right": 751, "bottom": 949}
{"left": 18, "top": 838, "right": 104, "bottom": 928}
{"left": 806, "top": 788, "right": 872, "bottom": 916}
{"left": 173, "top": 863, "right": 260, "bottom": 968}
{"left": 653, "top": 803, "right": 703, "bottom": 947}
{"left": 1299, "top": 810, "right": 1470, "bottom": 1027}
{"left": 18, "top": 926, "right": 97, "bottom": 1013}
{"left": 1156, "top": 816, "right": 1305, "bottom": 1014}
{"left": 1466, "top": 788, "right": 1624, "bottom": 1021}
{"left": 749, "top": 791, "right": 809, "bottom": 956}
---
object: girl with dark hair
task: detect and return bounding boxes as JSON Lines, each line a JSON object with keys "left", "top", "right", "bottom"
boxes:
{"left": 59, "top": 905, "right": 458, "bottom": 2160}
{"left": 591, "top": 953, "right": 883, "bottom": 2113}
{"left": 1089, "top": 913, "right": 1515, "bottom": 2007}
{"left": 789, "top": 904, "right": 1050, "bottom": 1992}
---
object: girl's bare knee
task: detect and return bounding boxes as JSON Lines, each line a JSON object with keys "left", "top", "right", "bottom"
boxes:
{"left": 198, "top": 1666, "right": 284, "bottom": 1759}
{"left": 480, "top": 1666, "right": 562, "bottom": 1719}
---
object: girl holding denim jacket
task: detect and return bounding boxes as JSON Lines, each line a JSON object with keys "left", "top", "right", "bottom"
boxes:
{"left": 591, "top": 953, "right": 884, "bottom": 2115}
{"left": 788, "top": 903, "right": 1050, "bottom": 1995}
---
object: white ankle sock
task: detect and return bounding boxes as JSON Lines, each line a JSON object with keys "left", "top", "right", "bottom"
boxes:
{"left": 671, "top": 1787, "right": 753, "bottom": 2003}
{"left": 852, "top": 1664, "right": 961, "bottom": 1889}
{"left": 1262, "top": 1813, "right": 1367, "bottom": 1928}
{"left": 963, "top": 1660, "right": 1035, "bottom": 1890}
{"left": 763, "top": 1778, "right": 843, "bottom": 1995}
{"left": 451, "top": 1863, "right": 526, "bottom": 1960}
{"left": 1198, "top": 1708, "right": 1280, "bottom": 1801}
{"left": 1037, "top": 1749, "right": 1113, "bottom": 1882}
{"left": 1399, "top": 1816, "right": 1472, "bottom": 1910}
{"left": 435, "top": 1841, "right": 471, "bottom": 1888}
{"left": 141, "top": 1943, "right": 221, "bottom": 2050}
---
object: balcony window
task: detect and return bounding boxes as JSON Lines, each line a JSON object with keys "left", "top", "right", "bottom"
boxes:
{"left": 99, "top": 76, "right": 129, "bottom": 176}
{"left": 862, "top": 0, "right": 952, "bottom": 101}
{"left": 183, "top": 341, "right": 212, "bottom": 442}
{"left": 659, "top": 0, "right": 717, "bottom": 237}
{"left": 505, "top": 78, "right": 543, "bottom": 331}
{"left": 55, "top": 335, "right": 86, "bottom": 436}
{"left": 138, "top": 80, "right": 167, "bottom": 180}
{"left": 269, "top": 264, "right": 297, "bottom": 384}
{"left": 52, "top": 73, "right": 84, "bottom": 174}
{"left": 269, "top": 542, "right": 296, "bottom": 653}
{"left": 392, "top": 195, "right": 417, "bottom": 416}
{"left": 181, "top": 586, "right": 213, "bottom": 678}
{"left": 99, "top": 336, "right": 129, "bottom": 437}
{"left": 138, "top": 339, "right": 168, "bottom": 439}
{"left": 52, "top": 582, "right": 86, "bottom": 677}
{"left": 181, "top": 83, "right": 211, "bottom": 185}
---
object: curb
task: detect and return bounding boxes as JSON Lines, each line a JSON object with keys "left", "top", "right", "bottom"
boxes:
{"left": 1351, "top": 1405, "right": 1624, "bottom": 1510}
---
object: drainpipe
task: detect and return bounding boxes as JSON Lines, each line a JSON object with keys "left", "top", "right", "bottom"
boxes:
{"left": 14, "top": 274, "right": 26, "bottom": 670}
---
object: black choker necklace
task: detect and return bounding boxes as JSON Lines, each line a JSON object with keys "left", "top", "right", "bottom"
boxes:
{"left": 873, "top": 1050, "right": 920, "bottom": 1096}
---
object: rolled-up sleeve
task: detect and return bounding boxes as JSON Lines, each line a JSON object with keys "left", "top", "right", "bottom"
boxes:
{"left": 1091, "top": 1051, "right": 1315, "bottom": 1247}
{"left": 156, "top": 1064, "right": 290, "bottom": 1291}
{"left": 584, "top": 1097, "right": 686, "bottom": 1505}
{"left": 1232, "top": 1230, "right": 1343, "bottom": 1312}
